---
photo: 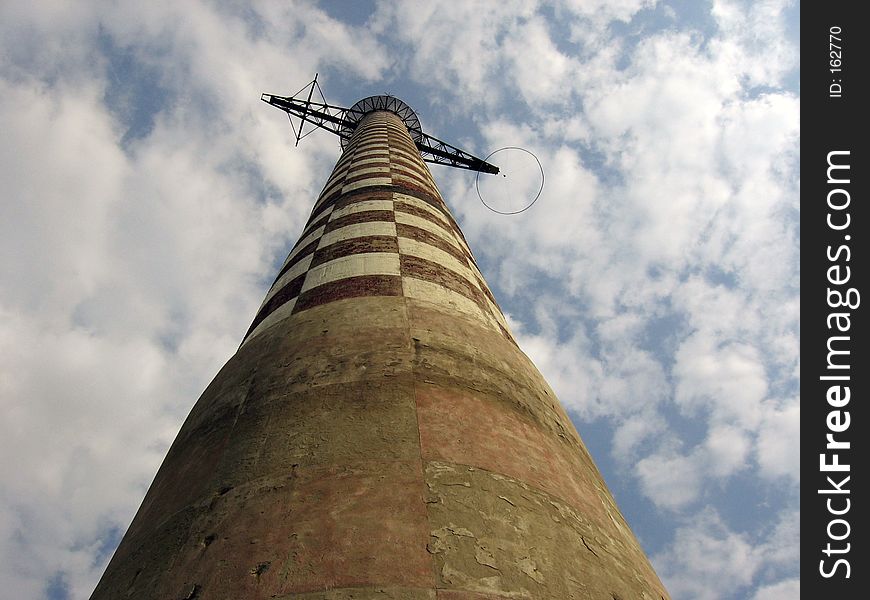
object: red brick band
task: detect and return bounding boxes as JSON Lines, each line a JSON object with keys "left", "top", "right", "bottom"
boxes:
{"left": 309, "top": 235, "right": 399, "bottom": 269}
{"left": 343, "top": 171, "right": 393, "bottom": 186}
{"left": 299, "top": 211, "right": 331, "bottom": 240}
{"left": 391, "top": 170, "right": 431, "bottom": 190}
{"left": 348, "top": 141, "right": 389, "bottom": 154}
{"left": 332, "top": 190, "right": 392, "bottom": 212}
{"left": 399, "top": 254, "right": 487, "bottom": 311}
{"left": 396, "top": 222, "right": 469, "bottom": 266}
{"left": 475, "top": 273, "right": 499, "bottom": 308}
{"left": 391, "top": 157, "right": 432, "bottom": 180}
{"left": 273, "top": 239, "right": 319, "bottom": 285}
{"left": 245, "top": 272, "right": 307, "bottom": 337}
{"left": 323, "top": 210, "right": 396, "bottom": 233}
{"left": 314, "top": 185, "right": 449, "bottom": 226}
{"left": 393, "top": 202, "right": 478, "bottom": 267}
{"left": 293, "top": 274, "right": 403, "bottom": 313}
{"left": 386, "top": 136, "right": 421, "bottom": 156}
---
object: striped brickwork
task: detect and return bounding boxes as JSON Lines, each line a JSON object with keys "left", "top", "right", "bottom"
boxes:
{"left": 92, "top": 111, "right": 669, "bottom": 600}
{"left": 242, "top": 111, "right": 513, "bottom": 347}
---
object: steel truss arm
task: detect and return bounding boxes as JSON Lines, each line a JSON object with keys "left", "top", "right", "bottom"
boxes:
{"left": 262, "top": 77, "right": 499, "bottom": 175}
{"left": 260, "top": 93, "right": 352, "bottom": 144}
{"left": 418, "top": 133, "right": 499, "bottom": 174}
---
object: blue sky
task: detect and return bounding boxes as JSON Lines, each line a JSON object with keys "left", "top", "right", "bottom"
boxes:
{"left": 0, "top": 1, "right": 799, "bottom": 598}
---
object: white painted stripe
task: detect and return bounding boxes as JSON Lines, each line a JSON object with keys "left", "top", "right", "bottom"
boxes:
{"left": 347, "top": 165, "right": 392, "bottom": 177}
{"left": 322, "top": 167, "right": 349, "bottom": 190}
{"left": 388, "top": 130, "right": 412, "bottom": 137}
{"left": 388, "top": 135, "right": 416, "bottom": 145}
{"left": 460, "top": 267, "right": 509, "bottom": 331}
{"left": 353, "top": 149, "right": 390, "bottom": 160}
{"left": 261, "top": 253, "right": 314, "bottom": 309}
{"left": 386, "top": 135, "right": 416, "bottom": 146}
{"left": 353, "top": 145, "right": 390, "bottom": 155}
{"left": 318, "top": 221, "right": 397, "bottom": 247}
{"left": 398, "top": 237, "right": 479, "bottom": 290}
{"left": 394, "top": 212, "right": 462, "bottom": 251}
{"left": 393, "top": 193, "right": 450, "bottom": 225}
{"left": 330, "top": 199, "right": 394, "bottom": 220}
{"left": 317, "top": 177, "right": 344, "bottom": 203}
{"left": 428, "top": 176, "right": 443, "bottom": 197}
{"left": 281, "top": 225, "right": 325, "bottom": 268}
{"left": 393, "top": 195, "right": 469, "bottom": 256}
{"left": 451, "top": 229, "right": 474, "bottom": 256}
{"left": 353, "top": 141, "right": 390, "bottom": 152}
{"left": 389, "top": 148, "right": 424, "bottom": 164}
{"left": 334, "top": 153, "right": 356, "bottom": 170}
{"left": 352, "top": 156, "right": 391, "bottom": 168}
{"left": 312, "top": 193, "right": 334, "bottom": 215}
{"left": 349, "top": 129, "right": 383, "bottom": 141}
{"left": 391, "top": 162, "right": 431, "bottom": 179}
{"left": 488, "top": 301, "right": 510, "bottom": 330}
{"left": 342, "top": 177, "right": 392, "bottom": 193}
{"left": 390, "top": 159, "right": 427, "bottom": 174}
{"left": 327, "top": 159, "right": 352, "bottom": 176}
{"left": 302, "top": 253, "right": 401, "bottom": 292}
{"left": 469, "top": 261, "right": 490, "bottom": 283}
{"left": 393, "top": 173, "right": 432, "bottom": 190}
{"left": 389, "top": 143, "right": 422, "bottom": 155}
{"left": 420, "top": 165, "right": 437, "bottom": 185}
{"left": 402, "top": 278, "right": 498, "bottom": 331}
{"left": 471, "top": 278, "right": 508, "bottom": 326}
{"left": 396, "top": 161, "right": 437, "bottom": 187}
{"left": 303, "top": 204, "right": 333, "bottom": 228}
{"left": 241, "top": 298, "right": 298, "bottom": 348}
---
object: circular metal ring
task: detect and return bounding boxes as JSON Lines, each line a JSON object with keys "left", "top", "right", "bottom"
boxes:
{"left": 339, "top": 95, "right": 423, "bottom": 150}
{"left": 475, "top": 147, "right": 544, "bottom": 215}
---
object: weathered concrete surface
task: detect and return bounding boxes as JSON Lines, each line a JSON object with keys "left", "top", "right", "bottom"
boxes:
{"left": 276, "top": 589, "right": 436, "bottom": 599}
{"left": 425, "top": 462, "right": 664, "bottom": 599}
{"left": 91, "top": 110, "right": 669, "bottom": 599}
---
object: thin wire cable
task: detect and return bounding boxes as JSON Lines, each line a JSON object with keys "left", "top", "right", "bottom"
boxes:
{"left": 475, "top": 147, "right": 544, "bottom": 215}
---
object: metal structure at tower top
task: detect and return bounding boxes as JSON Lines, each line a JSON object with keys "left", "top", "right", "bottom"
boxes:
{"left": 262, "top": 74, "right": 500, "bottom": 175}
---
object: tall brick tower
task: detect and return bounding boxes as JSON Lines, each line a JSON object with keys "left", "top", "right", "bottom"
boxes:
{"left": 91, "top": 95, "right": 669, "bottom": 599}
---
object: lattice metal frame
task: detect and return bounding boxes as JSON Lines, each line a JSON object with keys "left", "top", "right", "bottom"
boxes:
{"left": 262, "top": 75, "right": 499, "bottom": 175}
{"left": 339, "top": 95, "right": 423, "bottom": 149}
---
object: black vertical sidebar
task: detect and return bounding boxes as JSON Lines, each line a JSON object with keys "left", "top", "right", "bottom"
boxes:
{"left": 802, "top": 2, "right": 866, "bottom": 595}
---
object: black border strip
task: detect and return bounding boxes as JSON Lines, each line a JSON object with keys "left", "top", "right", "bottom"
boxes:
{"left": 803, "top": 4, "right": 866, "bottom": 594}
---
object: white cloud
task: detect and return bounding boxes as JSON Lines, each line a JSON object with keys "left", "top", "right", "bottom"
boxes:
{"left": 438, "top": 2, "right": 798, "bottom": 594}
{"left": 674, "top": 333, "right": 768, "bottom": 429}
{"left": 610, "top": 410, "right": 665, "bottom": 461}
{"left": 704, "top": 425, "right": 751, "bottom": 477}
{"left": 751, "top": 578, "right": 800, "bottom": 600}
{"left": 1, "top": 3, "right": 392, "bottom": 597}
{"left": 511, "top": 316, "right": 605, "bottom": 419}
{"left": 0, "top": 0, "right": 799, "bottom": 597}
{"left": 370, "top": 0, "right": 536, "bottom": 112}
{"left": 655, "top": 511, "right": 760, "bottom": 599}
{"left": 636, "top": 450, "right": 703, "bottom": 511}
{"left": 501, "top": 17, "right": 577, "bottom": 106}
{"left": 711, "top": 0, "right": 798, "bottom": 86}
{"left": 654, "top": 508, "right": 799, "bottom": 600}
{"left": 598, "top": 345, "right": 669, "bottom": 414}
{"left": 0, "top": 308, "right": 179, "bottom": 598}
{"left": 755, "top": 400, "right": 799, "bottom": 481}
{"left": 633, "top": 426, "right": 749, "bottom": 510}
{"left": 557, "top": 0, "right": 655, "bottom": 21}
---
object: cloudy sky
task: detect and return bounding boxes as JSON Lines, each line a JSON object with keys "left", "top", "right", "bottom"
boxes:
{"left": 0, "top": 1, "right": 799, "bottom": 598}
